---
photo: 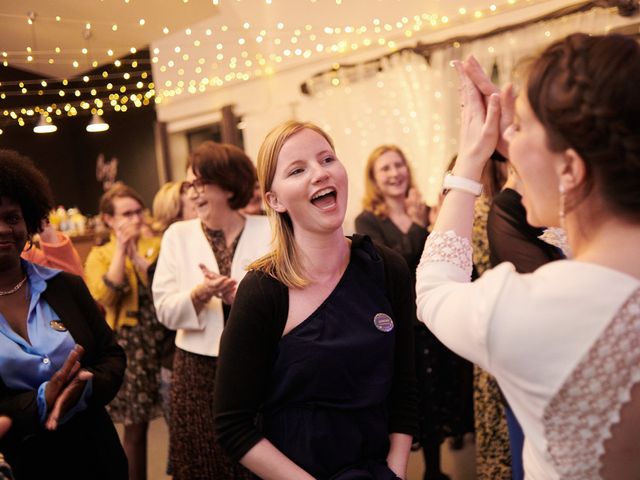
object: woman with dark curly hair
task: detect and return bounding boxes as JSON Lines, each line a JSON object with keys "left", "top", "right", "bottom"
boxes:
{"left": 0, "top": 149, "right": 127, "bottom": 479}
{"left": 417, "top": 34, "right": 640, "bottom": 479}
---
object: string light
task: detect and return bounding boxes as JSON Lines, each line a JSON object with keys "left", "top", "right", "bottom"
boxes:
{"left": 2, "top": 0, "right": 526, "bottom": 125}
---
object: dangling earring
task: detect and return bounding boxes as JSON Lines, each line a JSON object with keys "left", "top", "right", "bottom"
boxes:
{"left": 558, "top": 183, "right": 566, "bottom": 232}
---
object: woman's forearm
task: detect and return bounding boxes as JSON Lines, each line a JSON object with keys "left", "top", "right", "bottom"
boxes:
{"left": 104, "top": 245, "right": 127, "bottom": 286}
{"left": 386, "top": 432, "right": 412, "bottom": 479}
{"left": 240, "top": 439, "right": 315, "bottom": 480}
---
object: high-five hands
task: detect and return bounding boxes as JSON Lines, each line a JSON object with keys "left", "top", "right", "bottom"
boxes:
{"left": 43, "top": 344, "right": 93, "bottom": 431}
{"left": 452, "top": 57, "right": 502, "bottom": 178}
{"left": 458, "top": 56, "right": 515, "bottom": 159}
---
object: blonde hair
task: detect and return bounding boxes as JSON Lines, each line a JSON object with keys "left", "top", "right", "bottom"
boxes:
{"left": 362, "top": 144, "right": 415, "bottom": 218}
{"left": 152, "top": 181, "right": 183, "bottom": 233}
{"left": 248, "top": 120, "right": 336, "bottom": 288}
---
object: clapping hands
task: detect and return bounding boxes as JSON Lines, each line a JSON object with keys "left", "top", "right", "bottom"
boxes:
{"left": 43, "top": 344, "right": 93, "bottom": 431}
{"left": 114, "top": 217, "right": 150, "bottom": 273}
{"left": 405, "top": 188, "right": 428, "bottom": 228}
{"left": 191, "top": 263, "right": 237, "bottom": 308}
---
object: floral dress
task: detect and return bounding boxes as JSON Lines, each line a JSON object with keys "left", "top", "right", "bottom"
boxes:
{"left": 472, "top": 194, "right": 512, "bottom": 480}
{"left": 107, "top": 274, "right": 164, "bottom": 425}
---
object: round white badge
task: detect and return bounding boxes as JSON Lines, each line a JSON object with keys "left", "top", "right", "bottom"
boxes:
{"left": 373, "top": 313, "right": 394, "bottom": 332}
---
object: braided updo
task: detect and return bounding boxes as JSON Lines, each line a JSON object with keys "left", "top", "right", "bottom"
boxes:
{"left": 526, "top": 33, "right": 640, "bottom": 220}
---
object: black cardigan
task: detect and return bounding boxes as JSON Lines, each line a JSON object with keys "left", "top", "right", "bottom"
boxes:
{"left": 487, "top": 188, "right": 564, "bottom": 272}
{"left": 0, "top": 271, "right": 127, "bottom": 479}
{"left": 354, "top": 210, "right": 428, "bottom": 284}
{"left": 213, "top": 235, "right": 418, "bottom": 462}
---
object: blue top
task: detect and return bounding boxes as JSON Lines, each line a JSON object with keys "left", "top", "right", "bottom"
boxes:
{"left": 0, "top": 260, "right": 92, "bottom": 425}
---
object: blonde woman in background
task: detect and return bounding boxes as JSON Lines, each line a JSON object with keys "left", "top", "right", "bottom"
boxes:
{"left": 355, "top": 145, "right": 428, "bottom": 276}
{"left": 356, "top": 146, "right": 473, "bottom": 480}
{"left": 151, "top": 181, "right": 197, "bottom": 234}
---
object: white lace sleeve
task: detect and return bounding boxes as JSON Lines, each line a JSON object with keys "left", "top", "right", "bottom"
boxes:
{"left": 420, "top": 230, "right": 473, "bottom": 278}
{"left": 542, "top": 287, "right": 640, "bottom": 479}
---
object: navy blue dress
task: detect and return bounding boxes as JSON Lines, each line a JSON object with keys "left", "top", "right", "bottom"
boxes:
{"left": 261, "top": 243, "right": 399, "bottom": 479}
{"left": 214, "top": 236, "right": 417, "bottom": 479}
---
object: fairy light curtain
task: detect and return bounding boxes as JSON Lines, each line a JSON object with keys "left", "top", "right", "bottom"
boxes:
{"left": 275, "top": 7, "right": 632, "bottom": 233}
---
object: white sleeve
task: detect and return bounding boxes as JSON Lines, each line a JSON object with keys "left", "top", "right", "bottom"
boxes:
{"left": 152, "top": 228, "right": 205, "bottom": 331}
{"left": 416, "top": 230, "right": 513, "bottom": 370}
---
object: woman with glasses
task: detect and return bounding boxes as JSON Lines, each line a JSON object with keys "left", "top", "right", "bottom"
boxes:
{"left": 85, "top": 183, "right": 163, "bottom": 480}
{"left": 152, "top": 141, "right": 271, "bottom": 479}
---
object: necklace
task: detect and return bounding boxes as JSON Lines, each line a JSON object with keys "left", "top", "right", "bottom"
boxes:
{"left": 0, "top": 276, "right": 27, "bottom": 296}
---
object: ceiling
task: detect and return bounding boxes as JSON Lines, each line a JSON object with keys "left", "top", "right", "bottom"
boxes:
{"left": 0, "top": 0, "right": 561, "bottom": 80}
{"left": 0, "top": 0, "right": 579, "bottom": 130}
{"left": 0, "top": 0, "right": 220, "bottom": 78}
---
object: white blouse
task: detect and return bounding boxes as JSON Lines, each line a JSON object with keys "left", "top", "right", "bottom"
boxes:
{"left": 416, "top": 231, "right": 640, "bottom": 480}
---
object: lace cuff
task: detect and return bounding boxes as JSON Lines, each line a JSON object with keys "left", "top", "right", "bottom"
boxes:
{"left": 422, "top": 230, "right": 473, "bottom": 278}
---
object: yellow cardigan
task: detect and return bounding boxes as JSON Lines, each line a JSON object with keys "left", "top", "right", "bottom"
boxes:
{"left": 85, "top": 234, "right": 161, "bottom": 330}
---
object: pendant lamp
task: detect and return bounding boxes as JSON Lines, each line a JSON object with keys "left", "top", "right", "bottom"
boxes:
{"left": 33, "top": 114, "right": 57, "bottom": 133}
{"left": 86, "top": 114, "right": 110, "bottom": 132}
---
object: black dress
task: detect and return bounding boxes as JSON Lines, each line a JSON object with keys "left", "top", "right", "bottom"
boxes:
{"left": 214, "top": 236, "right": 417, "bottom": 480}
{"left": 263, "top": 240, "right": 399, "bottom": 479}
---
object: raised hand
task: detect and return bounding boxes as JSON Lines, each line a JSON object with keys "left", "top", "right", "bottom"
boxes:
{"left": 113, "top": 217, "right": 139, "bottom": 252}
{"left": 453, "top": 58, "right": 501, "bottom": 179}
{"left": 463, "top": 56, "right": 515, "bottom": 158}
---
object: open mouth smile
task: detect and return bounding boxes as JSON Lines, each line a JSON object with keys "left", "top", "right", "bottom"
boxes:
{"left": 310, "top": 187, "right": 338, "bottom": 210}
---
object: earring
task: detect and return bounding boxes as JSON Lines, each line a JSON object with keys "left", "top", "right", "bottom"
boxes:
{"left": 558, "top": 184, "right": 566, "bottom": 231}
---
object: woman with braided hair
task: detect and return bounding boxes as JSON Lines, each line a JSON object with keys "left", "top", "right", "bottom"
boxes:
{"left": 416, "top": 33, "right": 640, "bottom": 479}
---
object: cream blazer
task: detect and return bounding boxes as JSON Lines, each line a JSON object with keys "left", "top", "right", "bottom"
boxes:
{"left": 152, "top": 216, "right": 271, "bottom": 357}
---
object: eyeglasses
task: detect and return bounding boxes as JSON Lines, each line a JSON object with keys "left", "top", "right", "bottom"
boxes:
{"left": 181, "top": 178, "right": 209, "bottom": 195}
{"left": 116, "top": 207, "right": 144, "bottom": 219}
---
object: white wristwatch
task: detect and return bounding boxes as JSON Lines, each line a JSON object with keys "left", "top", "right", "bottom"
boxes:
{"left": 442, "top": 172, "right": 483, "bottom": 196}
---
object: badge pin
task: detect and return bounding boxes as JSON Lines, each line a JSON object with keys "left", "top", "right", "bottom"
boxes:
{"left": 373, "top": 313, "right": 394, "bottom": 332}
{"left": 49, "top": 320, "right": 67, "bottom": 332}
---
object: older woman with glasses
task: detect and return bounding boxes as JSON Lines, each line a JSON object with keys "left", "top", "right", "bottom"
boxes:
{"left": 85, "top": 183, "right": 164, "bottom": 480}
{"left": 152, "top": 141, "right": 271, "bottom": 480}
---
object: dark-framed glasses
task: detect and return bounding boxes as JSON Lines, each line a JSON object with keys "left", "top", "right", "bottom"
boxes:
{"left": 181, "top": 178, "right": 209, "bottom": 195}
